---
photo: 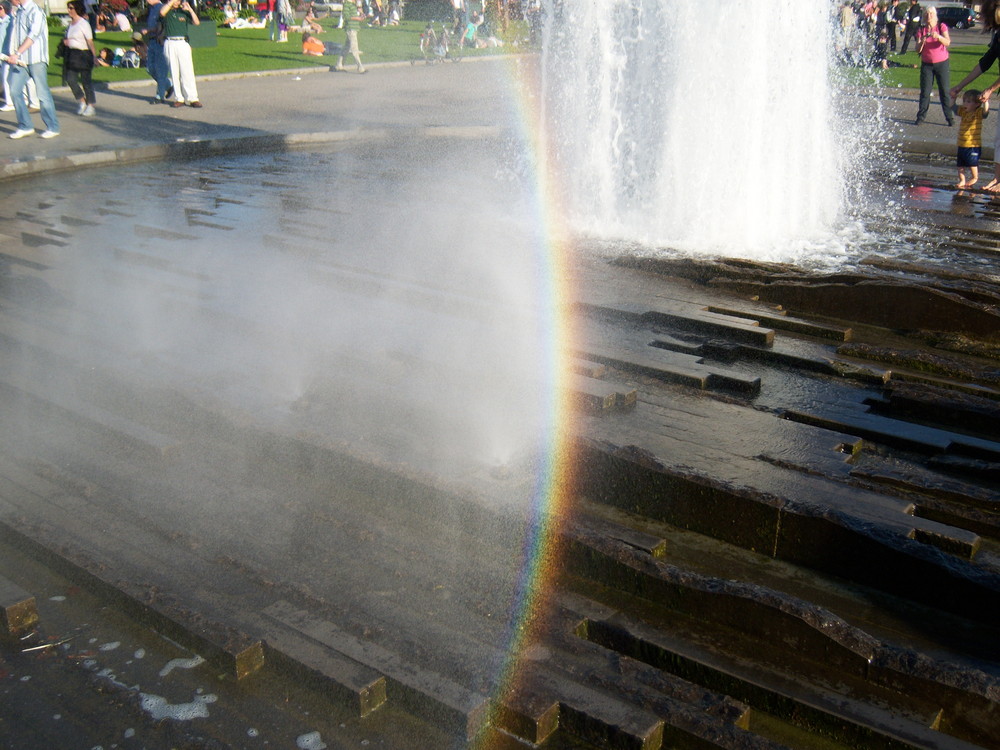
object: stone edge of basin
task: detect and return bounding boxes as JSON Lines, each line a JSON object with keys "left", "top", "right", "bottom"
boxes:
{"left": 0, "top": 125, "right": 503, "bottom": 183}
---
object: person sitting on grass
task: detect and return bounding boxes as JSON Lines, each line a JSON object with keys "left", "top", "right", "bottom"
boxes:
{"left": 302, "top": 30, "right": 324, "bottom": 55}
{"left": 302, "top": 31, "right": 339, "bottom": 56}
{"left": 298, "top": 4, "right": 322, "bottom": 33}
{"left": 94, "top": 46, "right": 116, "bottom": 66}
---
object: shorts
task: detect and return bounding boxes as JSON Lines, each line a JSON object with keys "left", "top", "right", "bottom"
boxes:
{"left": 957, "top": 146, "right": 981, "bottom": 167}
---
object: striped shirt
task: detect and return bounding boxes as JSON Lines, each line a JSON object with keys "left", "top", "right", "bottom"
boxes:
{"left": 10, "top": 0, "right": 49, "bottom": 66}
{"left": 957, "top": 105, "right": 988, "bottom": 149}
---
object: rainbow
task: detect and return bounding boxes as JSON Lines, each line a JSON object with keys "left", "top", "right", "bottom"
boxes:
{"left": 471, "top": 52, "right": 580, "bottom": 747}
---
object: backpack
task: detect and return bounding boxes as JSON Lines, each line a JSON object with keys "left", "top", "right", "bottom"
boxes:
{"left": 121, "top": 48, "right": 141, "bottom": 67}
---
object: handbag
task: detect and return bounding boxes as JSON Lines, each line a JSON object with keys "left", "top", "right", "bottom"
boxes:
{"left": 54, "top": 42, "right": 65, "bottom": 58}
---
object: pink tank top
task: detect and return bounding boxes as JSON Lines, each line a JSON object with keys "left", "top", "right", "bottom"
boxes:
{"left": 919, "top": 23, "right": 949, "bottom": 64}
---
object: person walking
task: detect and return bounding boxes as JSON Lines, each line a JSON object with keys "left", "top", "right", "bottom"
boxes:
{"left": 0, "top": 0, "right": 38, "bottom": 113}
{"left": 159, "top": 0, "right": 202, "bottom": 107}
{"left": 334, "top": 0, "right": 365, "bottom": 73}
{"left": 62, "top": 0, "right": 97, "bottom": 117}
{"left": 915, "top": 5, "right": 953, "bottom": 126}
{"left": 141, "top": 0, "right": 172, "bottom": 104}
{"left": 899, "top": 0, "right": 921, "bottom": 54}
{"left": 888, "top": 0, "right": 903, "bottom": 51}
{"left": 4, "top": 0, "right": 59, "bottom": 139}
{"left": 0, "top": 1, "right": 12, "bottom": 110}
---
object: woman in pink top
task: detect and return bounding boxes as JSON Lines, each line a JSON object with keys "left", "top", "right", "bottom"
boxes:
{"left": 915, "top": 5, "right": 953, "bottom": 126}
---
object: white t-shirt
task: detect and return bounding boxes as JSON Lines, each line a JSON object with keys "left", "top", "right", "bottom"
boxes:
{"left": 65, "top": 17, "right": 93, "bottom": 50}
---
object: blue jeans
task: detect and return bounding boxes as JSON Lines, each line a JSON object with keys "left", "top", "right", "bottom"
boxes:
{"left": 10, "top": 62, "right": 58, "bottom": 133}
{"left": 146, "top": 39, "right": 171, "bottom": 99}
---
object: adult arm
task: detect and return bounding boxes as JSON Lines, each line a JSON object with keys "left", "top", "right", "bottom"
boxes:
{"left": 956, "top": 34, "right": 1000, "bottom": 99}
{"left": 952, "top": 64, "right": 984, "bottom": 100}
{"left": 979, "top": 76, "right": 1000, "bottom": 102}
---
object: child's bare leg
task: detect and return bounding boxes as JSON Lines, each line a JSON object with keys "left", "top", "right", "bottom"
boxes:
{"left": 968, "top": 166, "right": 979, "bottom": 187}
{"left": 957, "top": 169, "right": 967, "bottom": 188}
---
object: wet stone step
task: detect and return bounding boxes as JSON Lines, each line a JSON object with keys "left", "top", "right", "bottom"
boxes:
{"left": 850, "top": 464, "right": 1000, "bottom": 513}
{"left": 257, "top": 601, "right": 388, "bottom": 718}
{"left": 0, "top": 574, "right": 38, "bottom": 642}
{"left": 262, "top": 600, "right": 490, "bottom": 740}
{"left": 0, "top": 368, "right": 181, "bottom": 460}
{"left": 512, "top": 660, "right": 665, "bottom": 750}
{"left": 575, "top": 341, "right": 761, "bottom": 396}
{"left": 566, "top": 447, "right": 997, "bottom": 623}
{"left": 634, "top": 390, "right": 863, "bottom": 471}
{"left": 0, "top": 507, "right": 265, "bottom": 680}
{"left": 782, "top": 404, "right": 1000, "bottom": 463}
{"left": 545, "top": 605, "right": 754, "bottom": 731}
{"left": 571, "top": 357, "right": 608, "bottom": 378}
{"left": 570, "top": 374, "right": 636, "bottom": 414}
{"left": 586, "top": 615, "right": 960, "bottom": 750}
{"left": 704, "top": 305, "right": 852, "bottom": 342}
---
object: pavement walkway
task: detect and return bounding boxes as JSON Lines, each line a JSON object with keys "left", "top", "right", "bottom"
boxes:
{"left": 0, "top": 56, "right": 517, "bottom": 180}
{"left": 1, "top": 49, "right": 990, "bottom": 182}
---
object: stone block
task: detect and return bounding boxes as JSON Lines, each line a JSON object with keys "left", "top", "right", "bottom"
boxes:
{"left": 0, "top": 576, "right": 38, "bottom": 641}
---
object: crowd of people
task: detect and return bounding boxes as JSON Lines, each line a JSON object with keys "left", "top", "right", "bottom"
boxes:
{"left": 834, "top": 1, "right": 1000, "bottom": 191}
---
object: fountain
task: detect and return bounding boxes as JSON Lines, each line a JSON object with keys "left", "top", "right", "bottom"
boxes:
{"left": 0, "top": 2, "right": 998, "bottom": 749}
{"left": 539, "top": 0, "right": 858, "bottom": 261}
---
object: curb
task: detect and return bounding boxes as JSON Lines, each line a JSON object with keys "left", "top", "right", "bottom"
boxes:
{"left": 0, "top": 125, "right": 501, "bottom": 183}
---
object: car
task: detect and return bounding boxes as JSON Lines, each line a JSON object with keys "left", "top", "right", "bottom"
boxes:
{"left": 934, "top": 4, "right": 977, "bottom": 29}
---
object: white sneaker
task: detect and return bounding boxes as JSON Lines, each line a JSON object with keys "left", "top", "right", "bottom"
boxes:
{"left": 39, "top": 129, "right": 59, "bottom": 139}
{"left": 9, "top": 128, "right": 34, "bottom": 139}
{"left": 77, "top": 101, "right": 87, "bottom": 115}
{"left": 82, "top": 105, "right": 95, "bottom": 117}
{"left": 0, "top": 103, "right": 14, "bottom": 112}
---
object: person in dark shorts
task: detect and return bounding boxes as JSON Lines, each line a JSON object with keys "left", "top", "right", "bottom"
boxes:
{"left": 953, "top": 89, "right": 989, "bottom": 188}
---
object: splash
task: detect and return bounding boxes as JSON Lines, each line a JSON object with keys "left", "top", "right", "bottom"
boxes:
{"left": 540, "top": 0, "right": 862, "bottom": 261}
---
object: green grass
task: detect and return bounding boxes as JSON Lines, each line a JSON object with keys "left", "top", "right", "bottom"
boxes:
{"left": 45, "top": 16, "right": 530, "bottom": 88}
{"left": 841, "top": 43, "right": 991, "bottom": 90}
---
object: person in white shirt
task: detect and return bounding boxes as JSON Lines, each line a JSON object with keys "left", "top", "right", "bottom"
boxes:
{"left": 62, "top": 0, "right": 97, "bottom": 116}
{"left": 4, "top": 0, "right": 59, "bottom": 138}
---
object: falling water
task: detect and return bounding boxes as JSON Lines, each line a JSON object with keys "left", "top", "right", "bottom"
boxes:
{"left": 541, "top": 0, "right": 862, "bottom": 261}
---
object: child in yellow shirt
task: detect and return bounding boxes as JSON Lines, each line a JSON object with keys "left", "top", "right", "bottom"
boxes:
{"left": 953, "top": 89, "right": 989, "bottom": 188}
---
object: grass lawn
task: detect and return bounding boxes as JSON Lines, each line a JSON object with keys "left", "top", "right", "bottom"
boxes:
{"left": 45, "top": 17, "right": 527, "bottom": 89}
{"left": 842, "top": 43, "right": 993, "bottom": 91}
